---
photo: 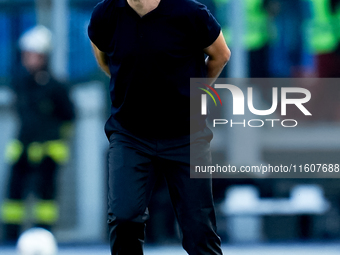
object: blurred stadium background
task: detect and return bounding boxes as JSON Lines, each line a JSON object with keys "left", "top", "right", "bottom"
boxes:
{"left": 1, "top": 0, "right": 340, "bottom": 254}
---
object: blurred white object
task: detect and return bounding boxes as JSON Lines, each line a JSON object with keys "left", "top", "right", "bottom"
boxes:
{"left": 222, "top": 184, "right": 330, "bottom": 243}
{"left": 19, "top": 26, "right": 52, "bottom": 54}
{"left": 291, "top": 185, "right": 328, "bottom": 212}
{"left": 17, "top": 228, "right": 58, "bottom": 255}
{"left": 223, "top": 184, "right": 330, "bottom": 215}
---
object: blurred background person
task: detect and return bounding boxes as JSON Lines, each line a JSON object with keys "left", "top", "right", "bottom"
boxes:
{"left": 1, "top": 25, "right": 75, "bottom": 242}
{"left": 300, "top": 0, "right": 340, "bottom": 121}
{"left": 245, "top": 0, "right": 276, "bottom": 78}
{"left": 304, "top": 0, "right": 340, "bottom": 78}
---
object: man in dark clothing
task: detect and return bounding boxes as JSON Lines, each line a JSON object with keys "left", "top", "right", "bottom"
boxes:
{"left": 1, "top": 25, "right": 75, "bottom": 241}
{"left": 88, "top": 0, "right": 230, "bottom": 254}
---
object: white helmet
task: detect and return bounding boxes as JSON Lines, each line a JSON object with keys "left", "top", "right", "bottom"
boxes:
{"left": 19, "top": 25, "right": 52, "bottom": 54}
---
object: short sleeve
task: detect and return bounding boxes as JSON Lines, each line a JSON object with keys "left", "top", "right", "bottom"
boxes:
{"left": 194, "top": 3, "right": 221, "bottom": 49}
{"left": 88, "top": 0, "right": 116, "bottom": 53}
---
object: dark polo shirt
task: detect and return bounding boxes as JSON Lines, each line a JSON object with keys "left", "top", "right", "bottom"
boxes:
{"left": 88, "top": 0, "right": 221, "bottom": 138}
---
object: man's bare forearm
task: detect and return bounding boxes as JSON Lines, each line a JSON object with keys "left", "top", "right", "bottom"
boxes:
{"left": 205, "top": 55, "right": 229, "bottom": 83}
{"left": 203, "top": 31, "right": 231, "bottom": 85}
{"left": 97, "top": 52, "right": 111, "bottom": 76}
{"left": 91, "top": 42, "right": 111, "bottom": 77}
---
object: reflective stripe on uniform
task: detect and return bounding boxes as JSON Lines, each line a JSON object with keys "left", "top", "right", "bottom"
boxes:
{"left": 1, "top": 200, "right": 25, "bottom": 224}
{"left": 26, "top": 140, "right": 70, "bottom": 164}
{"left": 304, "top": 0, "right": 338, "bottom": 53}
{"left": 45, "top": 140, "right": 69, "bottom": 164}
{"left": 244, "top": 0, "right": 270, "bottom": 50}
{"left": 33, "top": 200, "right": 59, "bottom": 224}
{"left": 5, "top": 140, "right": 24, "bottom": 164}
{"left": 27, "top": 142, "right": 45, "bottom": 164}
{"left": 222, "top": 0, "right": 270, "bottom": 49}
{"left": 334, "top": 3, "right": 340, "bottom": 39}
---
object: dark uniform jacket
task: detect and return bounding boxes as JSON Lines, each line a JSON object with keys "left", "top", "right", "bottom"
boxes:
{"left": 13, "top": 69, "right": 75, "bottom": 146}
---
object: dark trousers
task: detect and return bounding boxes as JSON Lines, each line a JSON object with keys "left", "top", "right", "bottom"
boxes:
{"left": 3, "top": 152, "right": 58, "bottom": 241}
{"left": 8, "top": 153, "right": 58, "bottom": 200}
{"left": 107, "top": 127, "right": 223, "bottom": 255}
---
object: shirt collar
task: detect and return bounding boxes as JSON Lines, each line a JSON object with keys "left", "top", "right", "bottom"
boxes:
{"left": 116, "top": 0, "right": 169, "bottom": 14}
{"left": 114, "top": 0, "right": 126, "bottom": 8}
